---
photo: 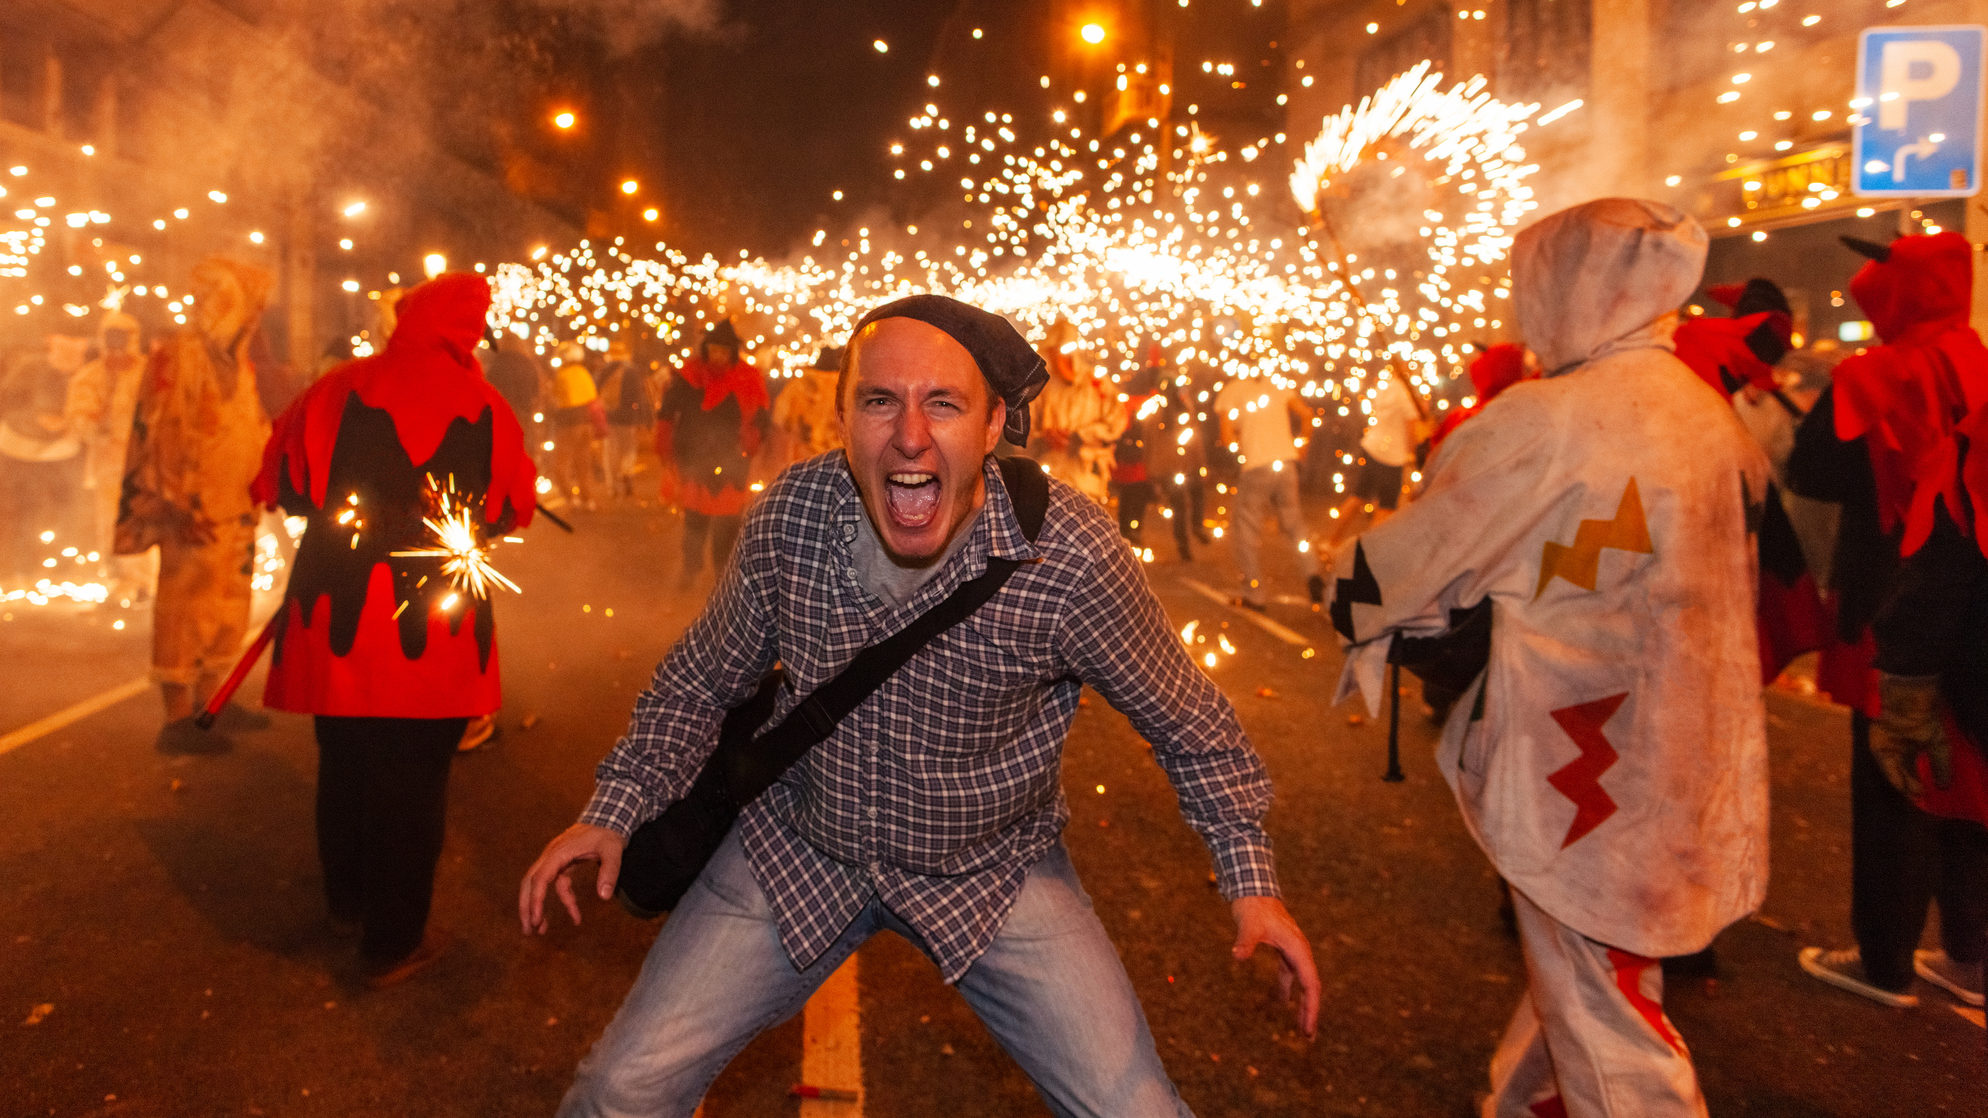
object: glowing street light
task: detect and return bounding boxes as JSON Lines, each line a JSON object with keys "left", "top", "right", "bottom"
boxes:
{"left": 642, "top": 207, "right": 660, "bottom": 222}
{"left": 620, "top": 179, "right": 639, "bottom": 195}
{"left": 1080, "top": 22, "right": 1107, "bottom": 45}
{"left": 343, "top": 200, "right": 368, "bottom": 218}
{"left": 552, "top": 109, "right": 577, "bottom": 130}
{"left": 423, "top": 253, "right": 447, "bottom": 279}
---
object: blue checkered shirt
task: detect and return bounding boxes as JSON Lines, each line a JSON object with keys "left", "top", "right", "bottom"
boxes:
{"left": 580, "top": 453, "right": 1278, "bottom": 982}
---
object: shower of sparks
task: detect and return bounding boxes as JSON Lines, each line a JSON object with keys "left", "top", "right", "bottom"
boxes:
{"left": 478, "top": 61, "right": 1555, "bottom": 520}
{"left": 391, "top": 475, "right": 521, "bottom": 601}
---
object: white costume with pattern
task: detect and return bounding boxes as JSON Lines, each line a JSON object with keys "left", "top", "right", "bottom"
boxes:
{"left": 1327, "top": 199, "right": 1770, "bottom": 1117}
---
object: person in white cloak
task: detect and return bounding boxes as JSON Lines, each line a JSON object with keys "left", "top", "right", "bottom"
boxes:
{"left": 1323, "top": 199, "right": 1770, "bottom": 1118}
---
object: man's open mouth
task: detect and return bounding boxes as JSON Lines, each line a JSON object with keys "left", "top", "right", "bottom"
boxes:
{"left": 885, "top": 471, "right": 941, "bottom": 527}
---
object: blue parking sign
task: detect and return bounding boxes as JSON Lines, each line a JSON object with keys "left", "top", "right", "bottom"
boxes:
{"left": 1853, "top": 26, "right": 1984, "bottom": 197}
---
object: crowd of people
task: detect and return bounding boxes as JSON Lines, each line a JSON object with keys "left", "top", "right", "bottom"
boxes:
{"left": 5, "top": 193, "right": 1984, "bottom": 1115}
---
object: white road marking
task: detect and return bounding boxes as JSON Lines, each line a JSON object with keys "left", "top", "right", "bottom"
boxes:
{"left": 1179, "top": 578, "right": 1312, "bottom": 647}
{"left": 800, "top": 954, "right": 864, "bottom": 1114}
{"left": 0, "top": 677, "right": 150, "bottom": 757}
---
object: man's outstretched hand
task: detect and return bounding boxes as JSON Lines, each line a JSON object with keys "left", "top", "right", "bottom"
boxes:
{"left": 519, "top": 823, "right": 627, "bottom": 934}
{"left": 1231, "top": 895, "right": 1321, "bottom": 1037}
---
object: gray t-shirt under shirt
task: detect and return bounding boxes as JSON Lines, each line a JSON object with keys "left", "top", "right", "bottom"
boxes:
{"left": 850, "top": 503, "right": 984, "bottom": 608}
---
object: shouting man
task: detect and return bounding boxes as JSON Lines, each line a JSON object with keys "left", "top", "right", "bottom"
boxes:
{"left": 523, "top": 294, "right": 1318, "bottom": 1117}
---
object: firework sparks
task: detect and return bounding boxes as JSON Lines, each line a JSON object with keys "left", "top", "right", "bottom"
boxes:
{"left": 391, "top": 475, "right": 521, "bottom": 602}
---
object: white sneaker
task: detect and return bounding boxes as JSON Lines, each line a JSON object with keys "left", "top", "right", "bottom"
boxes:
{"left": 1798, "top": 945, "right": 1918, "bottom": 1007}
{"left": 1914, "top": 949, "right": 1985, "bottom": 1007}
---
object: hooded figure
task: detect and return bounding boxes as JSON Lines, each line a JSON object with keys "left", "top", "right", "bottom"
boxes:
{"left": 0, "top": 336, "right": 87, "bottom": 586}
{"left": 1026, "top": 318, "right": 1123, "bottom": 502}
{"left": 252, "top": 273, "right": 538, "bottom": 986}
{"left": 118, "top": 257, "right": 274, "bottom": 752}
{"left": 1429, "top": 342, "right": 1530, "bottom": 455}
{"left": 1672, "top": 278, "right": 1794, "bottom": 399}
{"left": 655, "top": 318, "right": 770, "bottom": 585}
{"left": 63, "top": 312, "right": 146, "bottom": 562}
{"left": 1326, "top": 199, "right": 1769, "bottom": 1118}
{"left": 768, "top": 345, "right": 844, "bottom": 468}
{"left": 1786, "top": 232, "right": 1988, "bottom": 1010}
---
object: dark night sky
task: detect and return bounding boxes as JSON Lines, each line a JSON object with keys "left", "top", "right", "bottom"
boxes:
{"left": 648, "top": 0, "right": 1062, "bottom": 256}
{"left": 295, "top": 0, "right": 1286, "bottom": 259}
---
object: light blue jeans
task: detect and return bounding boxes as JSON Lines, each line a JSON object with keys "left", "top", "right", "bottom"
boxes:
{"left": 558, "top": 829, "right": 1194, "bottom": 1118}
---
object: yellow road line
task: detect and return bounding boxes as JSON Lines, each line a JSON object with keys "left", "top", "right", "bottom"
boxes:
{"left": 0, "top": 676, "right": 151, "bottom": 757}
{"left": 800, "top": 954, "right": 864, "bottom": 1114}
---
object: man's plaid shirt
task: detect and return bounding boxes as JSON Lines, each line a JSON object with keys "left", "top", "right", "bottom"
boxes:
{"left": 581, "top": 453, "right": 1278, "bottom": 982}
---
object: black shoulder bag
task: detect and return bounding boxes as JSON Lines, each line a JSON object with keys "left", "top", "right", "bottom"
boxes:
{"left": 614, "top": 456, "right": 1050, "bottom": 918}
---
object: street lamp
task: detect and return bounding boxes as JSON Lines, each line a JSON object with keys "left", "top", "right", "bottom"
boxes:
{"left": 552, "top": 109, "right": 577, "bottom": 130}
{"left": 423, "top": 253, "right": 447, "bottom": 279}
{"left": 620, "top": 179, "right": 639, "bottom": 195}
{"left": 1080, "top": 22, "right": 1107, "bottom": 45}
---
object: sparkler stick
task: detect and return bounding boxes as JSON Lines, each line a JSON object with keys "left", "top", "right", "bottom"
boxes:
{"left": 536, "top": 505, "right": 574, "bottom": 533}
{"left": 194, "top": 613, "right": 279, "bottom": 730}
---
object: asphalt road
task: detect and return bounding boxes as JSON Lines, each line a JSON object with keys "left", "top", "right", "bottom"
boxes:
{"left": 1, "top": 495, "right": 1980, "bottom": 1117}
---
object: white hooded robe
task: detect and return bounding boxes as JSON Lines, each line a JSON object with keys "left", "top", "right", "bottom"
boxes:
{"left": 1329, "top": 199, "right": 1771, "bottom": 958}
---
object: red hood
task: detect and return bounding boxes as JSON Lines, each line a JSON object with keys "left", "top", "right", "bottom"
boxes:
{"left": 385, "top": 272, "right": 491, "bottom": 367}
{"left": 1852, "top": 231, "right": 1972, "bottom": 345}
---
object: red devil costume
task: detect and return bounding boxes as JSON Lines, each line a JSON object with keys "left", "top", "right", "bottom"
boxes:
{"left": 253, "top": 273, "right": 538, "bottom": 984}
{"left": 1672, "top": 278, "right": 1794, "bottom": 399}
{"left": 1789, "top": 232, "right": 1988, "bottom": 1010}
{"left": 655, "top": 319, "right": 769, "bottom": 583}
{"left": 1673, "top": 277, "right": 1826, "bottom": 685}
{"left": 1429, "top": 342, "right": 1530, "bottom": 455}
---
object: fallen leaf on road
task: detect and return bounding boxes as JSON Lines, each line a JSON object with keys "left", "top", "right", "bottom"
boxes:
{"left": 22, "top": 1003, "right": 52, "bottom": 1025}
{"left": 169, "top": 778, "right": 184, "bottom": 793}
{"left": 1346, "top": 713, "right": 1365, "bottom": 726}
{"left": 521, "top": 714, "right": 540, "bottom": 730}
{"left": 1255, "top": 687, "right": 1277, "bottom": 699}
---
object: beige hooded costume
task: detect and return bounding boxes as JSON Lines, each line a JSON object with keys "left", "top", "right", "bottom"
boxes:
{"left": 1327, "top": 200, "right": 1770, "bottom": 1117}
{"left": 119, "top": 258, "right": 273, "bottom": 718}
{"left": 1026, "top": 320, "right": 1124, "bottom": 502}
{"left": 65, "top": 311, "right": 147, "bottom": 557}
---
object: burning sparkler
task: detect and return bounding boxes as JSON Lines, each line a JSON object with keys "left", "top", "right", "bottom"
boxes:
{"left": 391, "top": 475, "right": 521, "bottom": 603}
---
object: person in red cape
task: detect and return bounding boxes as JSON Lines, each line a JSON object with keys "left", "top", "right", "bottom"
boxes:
{"left": 655, "top": 318, "right": 768, "bottom": 590}
{"left": 1788, "top": 232, "right": 1988, "bottom": 1008}
{"left": 253, "top": 272, "right": 538, "bottom": 987}
{"left": 1427, "top": 342, "right": 1530, "bottom": 457}
{"left": 1672, "top": 277, "right": 1794, "bottom": 400}
{"left": 1856, "top": 403, "right": 1988, "bottom": 1009}
{"left": 1673, "top": 276, "right": 1829, "bottom": 688}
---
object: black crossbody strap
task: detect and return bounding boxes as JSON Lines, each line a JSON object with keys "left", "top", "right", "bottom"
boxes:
{"left": 721, "top": 456, "right": 1049, "bottom": 799}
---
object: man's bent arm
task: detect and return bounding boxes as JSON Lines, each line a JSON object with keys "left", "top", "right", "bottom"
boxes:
{"left": 1057, "top": 531, "right": 1277, "bottom": 899}
{"left": 578, "top": 502, "right": 781, "bottom": 835}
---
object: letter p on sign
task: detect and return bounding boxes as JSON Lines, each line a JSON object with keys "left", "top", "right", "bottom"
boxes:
{"left": 1880, "top": 40, "right": 1963, "bottom": 131}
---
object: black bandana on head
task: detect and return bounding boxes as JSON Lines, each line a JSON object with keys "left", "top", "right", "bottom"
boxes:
{"left": 846, "top": 295, "right": 1049, "bottom": 446}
